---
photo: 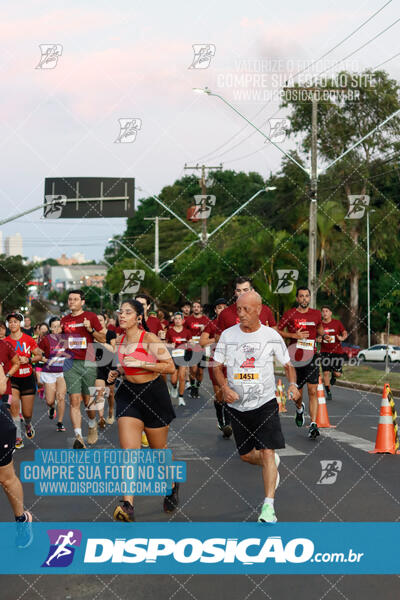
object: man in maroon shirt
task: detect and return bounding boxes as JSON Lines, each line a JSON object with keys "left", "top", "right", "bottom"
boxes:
{"left": 278, "top": 287, "right": 324, "bottom": 440}
{"left": 216, "top": 277, "right": 276, "bottom": 335}
{"left": 61, "top": 290, "right": 106, "bottom": 449}
{"left": 185, "top": 300, "right": 211, "bottom": 398}
{"left": 135, "top": 294, "right": 164, "bottom": 336}
{"left": 318, "top": 306, "right": 348, "bottom": 401}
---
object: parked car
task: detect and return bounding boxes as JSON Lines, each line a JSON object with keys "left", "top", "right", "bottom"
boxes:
{"left": 357, "top": 345, "right": 400, "bottom": 362}
{"left": 341, "top": 343, "right": 361, "bottom": 360}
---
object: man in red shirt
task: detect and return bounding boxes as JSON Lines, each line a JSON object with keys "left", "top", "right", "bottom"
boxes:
{"left": 278, "top": 287, "right": 325, "bottom": 440}
{"left": 166, "top": 313, "right": 192, "bottom": 406}
{"left": 135, "top": 294, "right": 163, "bottom": 336}
{"left": 200, "top": 298, "right": 231, "bottom": 437}
{"left": 185, "top": 300, "right": 211, "bottom": 398}
{"left": 61, "top": 290, "right": 106, "bottom": 449}
{"left": 216, "top": 277, "right": 276, "bottom": 334}
{"left": 318, "top": 306, "right": 348, "bottom": 401}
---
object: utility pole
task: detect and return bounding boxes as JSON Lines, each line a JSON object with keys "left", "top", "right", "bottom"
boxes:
{"left": 143, "top": 216, "right": 170, "bottom": 275}
{"left": 184, "top": 163, "right": 223, "bottom": 304}
{"left": 283, "top": 87, "right": 345, "bottom": 308}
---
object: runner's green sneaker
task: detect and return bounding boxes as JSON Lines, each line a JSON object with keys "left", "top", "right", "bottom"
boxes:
{"left": 295, "top": 402, "right": 305, "bottom": 427}
{"left": 258, "top": 504, "right": 277, "bottom": 523}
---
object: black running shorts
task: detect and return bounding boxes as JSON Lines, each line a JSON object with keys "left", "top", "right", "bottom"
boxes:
{"left": 295, "top": 355, "right": 320, "bottom": 389}
{"left": 0, "top": 401, "right": 16, "bottom": 467}
{"left": 115, "top": 376, "right": 176, "bottom": 428}
{"left": 10, "top": 373, "right": 37, "bottom": 396}
{"left": 226, "top": 399, "right": 285, "bottom": 455}
{"left": 319, "top": 352, "right": 344, "bottom": 373}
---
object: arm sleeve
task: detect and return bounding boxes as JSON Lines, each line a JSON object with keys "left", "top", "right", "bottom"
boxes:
{"left": 278, "top": 311, "right": 290, "bottom": 331}
{"left": 38, "top": 337, "right": 50, "bottom": 358}
{"left": 267, "top": 307, "right": 276, "bottom": 327}
{"left": 6, "top": 342, "right": 16, "bottom": 361}
{"left": 272, "top": 332, "right": 291, "bottom": 366}
{"left": 91, "top": 314, "right": 103, "bottom": 332}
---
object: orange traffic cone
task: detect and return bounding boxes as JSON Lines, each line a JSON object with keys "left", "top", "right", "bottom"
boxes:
{"left": 370, "top": 383, "right": 400, "bottom": 454}
{"left": 277, "top": 379, "right": 287, "bottom": 413}
{"left": 276, "top": 385, "right": 284, "bottom": 413}
{"left": 316, "top": 376, "right": 335, "bottom": 428}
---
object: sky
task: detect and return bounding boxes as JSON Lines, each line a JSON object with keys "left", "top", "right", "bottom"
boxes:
{"left": 0, "top": 0, "right": 399, "bottom": 262}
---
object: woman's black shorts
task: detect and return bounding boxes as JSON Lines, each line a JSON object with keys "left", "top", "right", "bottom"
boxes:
{"left": 226, "top": 399, "right": 285, "bottom": 455}
{"left": 10, "top": 373, "right": 37, "bottom": 396}
{"left": 0, "top": 401, "right": 16, "bottom": 467}
{"left": 115, "top": 376, "right": 176, "bottom": 428}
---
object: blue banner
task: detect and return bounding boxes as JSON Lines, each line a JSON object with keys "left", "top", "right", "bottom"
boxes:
{"left": 1, "top": 522, "right": 399, "bottom": 574}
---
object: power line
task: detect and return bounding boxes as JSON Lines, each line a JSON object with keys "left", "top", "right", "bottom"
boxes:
{"left": 196, "top": 1, "right": 394, "bottom": 164}
{"left": 373, "top": 50, "right": 400, "bottom": 69}
{"left": 292, "top": 0, "right": 393, "bottom": 81}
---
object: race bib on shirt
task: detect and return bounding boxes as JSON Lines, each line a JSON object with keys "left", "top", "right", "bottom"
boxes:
{"left": 296, "top": 338, "right": 315, "bottom": 351}
{"left": 68, "top": 337, "right": 87, "bottom": 350}
{"left": 191, "top": 336, "right": 201, "bottom": 343}
{"left": 19, "top": 367, "right": 31, "bottom": 376}
{"left": 171, "top": 349, "right": 185, "bottom": 358}
{"left": 233, "top": 372, "right": 260, "bottom": 384}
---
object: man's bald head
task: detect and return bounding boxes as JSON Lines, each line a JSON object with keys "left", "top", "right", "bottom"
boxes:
{"left": 236, "top": 291, "right": 262, "bottom": 330}
{"left": 237, "top": 290, "right": 262, "bottom": 308}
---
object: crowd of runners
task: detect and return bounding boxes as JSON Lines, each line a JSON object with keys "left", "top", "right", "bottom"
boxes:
{"left": 0, "top": 276, "right": 350, "bottom": 541}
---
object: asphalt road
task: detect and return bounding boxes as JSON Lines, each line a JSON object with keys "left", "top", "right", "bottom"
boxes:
{"left": 1, "top": 374, "right": 399, "bottom": 599}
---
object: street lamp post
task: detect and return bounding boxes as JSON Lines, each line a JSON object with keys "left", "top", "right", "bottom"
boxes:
{"left": 366, "top": 208, "right": 375, "bottom": 348}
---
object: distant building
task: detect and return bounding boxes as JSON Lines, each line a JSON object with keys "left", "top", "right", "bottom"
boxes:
{"left": 43, "top": 264, "right": 107, "bottom": 290}
{"left": 5, "top": 233, "right": 23, "bottom": 257}
{"left": 57, "top": 253, "right": 86, "bottom": 266}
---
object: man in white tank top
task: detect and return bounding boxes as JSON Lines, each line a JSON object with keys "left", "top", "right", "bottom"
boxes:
{"left": 213, "top": 291, "right": 300, "bottom": 523}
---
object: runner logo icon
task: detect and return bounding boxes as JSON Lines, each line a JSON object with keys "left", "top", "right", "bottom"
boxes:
{"left": 41, "top": 529, "right": 82, "bottom": 568}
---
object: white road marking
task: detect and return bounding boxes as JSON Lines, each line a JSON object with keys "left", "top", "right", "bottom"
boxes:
{"left": 322, "top": 429, "right": 373, "bottom": 452}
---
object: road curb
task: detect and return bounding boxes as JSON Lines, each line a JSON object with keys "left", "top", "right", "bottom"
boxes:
{"left": 336, "top": 379, "right": 400, "bottom": 398}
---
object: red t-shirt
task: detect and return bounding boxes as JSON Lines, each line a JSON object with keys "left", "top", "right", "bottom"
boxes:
{"left": 166, "top": 327, "right": 192, "bottom": 347}
{"left": 0, "top": 340, "right": 16, "bottom": 393}
{"left": 60, "top": 311, "right": 103, "bottom": 361}
{"left": 5, "top": 333, "right": 37, "bottom": 378}
{"left": 185, "top": 315, "right": 211, "bottom": 340}
{"left": 216, "top": 303, "right": 276, "bottom": 332}
{"left": 144, "top": 315, "right": 163, "bottom": 335}
{"left": 278, "top": 307, "right": 322, "bottom": 361}
{"left": 320, "top": 319, "right": 346, "bottom": 354}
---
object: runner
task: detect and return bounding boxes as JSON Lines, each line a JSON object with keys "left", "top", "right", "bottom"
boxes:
{"left": 200, "top": 297, "right": 232, "bottom": 438}
{"left": 0, "top": 321, "right": 7, "bottom": 340}
{"left": 0, "top": 362, "right": 33, "bottom": 548}
{"left": 181, "top": 301, "right": 191, "bottom": 324}
{"left": 216, "top": 277, "right": 277, "bottom": 335}
{"left": 135, "top": 294, "right": 163, "bottom": 335}
{"left": 35, "top": 322, "right": 49, "bottom": 400}
{"left": 60, "top": 290, "right": 106, "bottom": 449}
{"left": 278, "top": 287, "right": 324, "bottom": 440}
{"left": 38, "top": 317, "right": 70, "bottom": 432}
{"left": 21, "top": 316, "right": 34, "bottom": 337}
{"left": 5, "top": 313, "right": 42, "bottom": 449}
{"left": 166, "top": 312, "right": 191, "bottom": 406}
{"left": 318, "top": 306, "right": 348, "bottom": 401}
{"left": 93, "top": 313, "right": 117, "bottom": 428}
{"left": 107, "top": 299, "right": 177, "bottom": 522}
{"left": 213, "top": 291, "right": 300, "bottom": 523}
{"left": 185, "top": 300, "right": 210, "bottom": 398}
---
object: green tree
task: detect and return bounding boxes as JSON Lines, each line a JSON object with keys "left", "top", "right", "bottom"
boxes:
{"left": 0, "top": 254, "right": 32, "bottom": 315}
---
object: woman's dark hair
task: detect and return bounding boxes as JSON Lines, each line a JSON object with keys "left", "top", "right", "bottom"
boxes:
{"left": 121, "top": 299, "right": 150, "bottom": 332}
{"left": 49, "top": 316, "right": 60, "bottom": 327}
{"left": 39, "top": 322, "right": 49, "bottom": 332}
{"left": 0, "top": 320, "right": 6, "bottom": 329}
